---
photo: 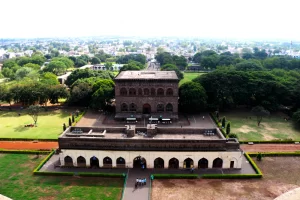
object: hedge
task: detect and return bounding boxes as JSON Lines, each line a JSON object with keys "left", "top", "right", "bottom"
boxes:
{"left": 34, "top": 171, "right": 74, "bottom": 176}
{"left": 202, "top": 174, "right": 262, "bottom": 179}
{"left": 239, "top": 140, "right": 300, "bottom": 144}
{"left": 72, "top": 110, "right": 86, "bottom": 126}
{"left": 33, "top": 150, "right": 55, "bottom": 174}
{"left": 244, "top": 153, "right": 263, "bottom": 176}
{"left": 152, "top": 174, "right": 199, "bottom": 179}
{"left": 248, "top": 152, "right": 300, "bottom": 157}
{"left": 77, "top": 172, "right": 125, "bottom": 177}
{"left": 0, "top": 138, "right": 58, "bottom": 141}
{"left": 0, "top": 150, "right": 51, "bottom": 154}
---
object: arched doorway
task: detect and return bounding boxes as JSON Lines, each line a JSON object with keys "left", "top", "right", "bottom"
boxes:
{"left": 154, "top": 157, "right": 164, "bottom": 168}
{"left": 103, "top": 157, "right": 112, "bottom": 168}
{"left": 184, "top": 158, "right": 194, "bottom": 169}
{"left": 143, "top": 104, "right": 151, "bottom": 114}
{"left": 213, "top": 158, "right": 223, "bottom": 168}
{"left": 169, "top": 158, "right": 179, "bottom": 169}
{"left": 64, "top": 156, "right": 73, "bottom": 166}
{"left": 116, "top": 157, "right": 126, "bottom": 168}
{"left": 198, "top": 158, "right": 208, "bottom": 169}
{"left": 133, "top": 156, "right": 146, "bottom": 168}
{"left": 90, "top": 156, "right": 99, "bottom": 168}
{"left": 77, "top": 156, "right": 86, "bottom": 167}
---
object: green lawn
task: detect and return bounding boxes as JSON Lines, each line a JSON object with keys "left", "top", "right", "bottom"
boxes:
{"left": 0, "top": 110, "right": 74, "bottom": 139}
{"left": 221, "top": 110, "right": 300, "bottom": 141}
{"left": 179, "top": 72, "right": 206, "bottom": 86}
{"left": 0, "top": 154, "right": 123, "bottom": 200}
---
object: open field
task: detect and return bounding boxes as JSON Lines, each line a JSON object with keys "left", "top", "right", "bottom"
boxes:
{"left": 0, "top": 154, "right": 123, "bottom": 200}
{"left": 0, "top": 109, "right": 73, "bottom": 139}
{"left": 179, "top": 72, "right": 206, "bottom": 86}
{"left": 220, "top": 110, "right": 300, "bottom": 141}
{"left": 152, "top": 157, "right": 300, "bottom": 200}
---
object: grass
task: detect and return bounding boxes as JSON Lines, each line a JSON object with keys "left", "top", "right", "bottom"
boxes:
{"left": 0, "top": 154, "right": 123, "bottom": 200}
{"left": 0, "top": 109, "right": 74, "bottom": 139}
{"left": 220, "top": 109, "right": 300, "bottom": 141}
{"left": 179, "top": 72, "right": 206, "bottom": 86}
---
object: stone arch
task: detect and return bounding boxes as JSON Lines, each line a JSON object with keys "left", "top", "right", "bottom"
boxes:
{"left": 138, "top": 88, "right": 143, "bottom": 95}
{"left": 143, "top": 103, "right": 151, "bottom": 114}
{"left": 213, "top": 158, "right": 223, "bottom": 168}
{"left": 184, "top": 158, "right": 194, "bottom": 168}
{"left": 120, "top": 88, "right": 127, "bottom": 96}
{"left": 129, "top": 103, "right": 137, "bottom": 112}
{"left": 166, "top": 88, "right": 173, "bottom": 96}
{"left": 90, "top": 156, "right": 99, "bottom": 168}
{"left": 169, "top": 157, "right": 179, "bottom": 169}
{"left": 198, "top": 158, "right": 208, "bottom": 169}
{"left": 157, "top": 103, "right": 164, "bottom": 112}
{"left": 116, "top": 157, "right": 126, "bottom": 168}
{"left": 103, "top": 156, "right": 112, "bottom": 168}
{"left": 166, "top": 103, "right": 173, "bottom": 112}
{"left": 157, "top": 88, "right": 164, "bottom": 96}
{"left": 121, "top": 103, "right": 128, "bottom": 111}
{"left": 77, "top": 156, "right": 86, "bottom": 167}
{"left": 154, "top": 157, "right": 164, "bottom": 168}
{"left": 129, "top": 88, "right": 136, "bottom": 95}
{"left": 151, "top": 88, "right": 156, "bottom": 96}
{"left": 144, "top": 88, "right": 150, "bottom": 95}
{"left": 64, "top": 156, "right": 73, "bottom": 166}
{"left": 133, "top": 156, "right": 146, "bottom": 168}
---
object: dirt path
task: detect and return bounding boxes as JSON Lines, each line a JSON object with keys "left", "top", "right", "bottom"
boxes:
{"left": 0, "top": 141, "right": 58, "bottom": 150}
{"left": 241, "top": 144, "right": 300, "bottom": 152}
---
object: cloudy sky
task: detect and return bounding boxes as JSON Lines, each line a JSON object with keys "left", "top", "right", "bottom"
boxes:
{"left": 1, "top": 0, "right": 299, "bottom": 40}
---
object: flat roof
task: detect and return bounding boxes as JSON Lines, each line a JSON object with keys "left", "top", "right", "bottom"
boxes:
{"left": 115, "top": 71, "right": 178, "bottom": 80}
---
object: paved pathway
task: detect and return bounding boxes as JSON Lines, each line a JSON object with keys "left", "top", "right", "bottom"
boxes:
{"left": 122, "top": 169, "right": 151, "bottom": 200}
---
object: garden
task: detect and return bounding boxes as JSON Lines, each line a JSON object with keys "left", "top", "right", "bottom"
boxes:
{"left": 0, "top": 153, "right": 123, "bottom": 200}
{"left": 217, "top": 109, "right": 300, "bottom": 141}
{"left": 179, "top": 72, "right": 206, "bottom": 86}
{"left": 151, "top": 156, "right": 300, "bottom": 200}
{"left": 0, "top": 109, "right": 77, "bottom": 139}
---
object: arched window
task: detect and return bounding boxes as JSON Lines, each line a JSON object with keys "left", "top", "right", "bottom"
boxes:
{"left": 166, "top": 88, "right": 173, "bottom": 96}
{"left": 77, "top": 156, "right": 86, "bottom": 167}
{"left": 138, "top": 88, "right": 143, "bottom": 95}
{"left": 144, "top": 88, "right": 150, "bottom": 95}
{"left": 120, "top": 88, "right": 127, "bottom": 96}
{"left": 198, "top": 158, "right": 208, "bottom": 169}
{"left": 121, "top": 103, "right": 128, "bottom": 111}
{"left": 184, "top": 158, "right": 194, "bottom": 169}
{"left": 129, "top": 88, "right": 136, "bottom": 95}
{"left": 166, "top": 103, "right": 173, "bottom": 112}
{"left": 213, "top": 158, "right": 223, "bottom": 168}
{"left": 168, "top": 158, "right": 179, "bottom": 169}
{"left": 157, "top": 88, "right": 164, "bottom": 96}
{"left": 129, "top": 103, "right": 137, "bottom": 111}
{"left": 151, "top": 88, "right": 156, "bottom": 96}
{"left": 64, "top": 156, "right": 73, "bottom": 166}
{"left": 103, "top": 157, "right": 112, "bottom": 168}
{"left": 154, "top": 157, "right": 164, "bottom": 168}
{"left": 157, "top": 104, "right": 164, "bottom": 112}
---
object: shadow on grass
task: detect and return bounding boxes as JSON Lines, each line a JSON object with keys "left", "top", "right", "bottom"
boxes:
{"left": 13, "top": 125, "right": 30, "bottom": 132}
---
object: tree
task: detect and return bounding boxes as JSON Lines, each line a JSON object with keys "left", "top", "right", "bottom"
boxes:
{"left": 15, "top": 67, "right": 39, "bottom": 81}
{"left": 251, "top": 106, "right": 270, "bottom": 126}
{"left": 228, "top": 133, "right": 238, "bottom": 139}
{"left": 43, "top": 60, "right": 67, "bottom": 75}
{"left": 236, "top": 60, "right": 264, "bottom": 71}
{"left": 256, "top": 153, "right": 262, "bottom": 161}
{"left": 222, "top": 117, "right": 226, "bottom": 128}
{"left": 179, "top": 82, "right": 207, "bottom": 113}
{"left": 23, "top": 63, "right": 40, "bottom": 71}
{"left": 75, "top": 59, "right": 87, "bottom": 68}
{"left": 105, "top": 62, "right": 113, "bottom": 70}
{"left": 72, "top": 115, "right": 75, "bottom": 123}
{"left": 226, "top": 122, "right": 231, "bottom": 135}
{"left": 200, "top": 54, "right": 219, "bottom": 69}
{"left": 69, "top": 118, "right": 72, "bottom": 126}
{"left": 161, "top": 64, "right": 184, "bottom": 80}
{"left": 27, "top": 105, "right": 43, "bottom": 126}
{"left": 40, "top": 72, "right": 59, "bottom": 85}
{"left": 292, "top": 110, "right": 300, "bottom": 125}
{"left": 91, "top": 57, "right": 101, "bottom": 64}
{"left": 1, "top": 68, "right": 15, "bottom": 79}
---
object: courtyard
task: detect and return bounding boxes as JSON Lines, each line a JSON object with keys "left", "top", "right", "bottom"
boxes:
{"left": 151, "top": 156, "right": 300, "bottom": 200}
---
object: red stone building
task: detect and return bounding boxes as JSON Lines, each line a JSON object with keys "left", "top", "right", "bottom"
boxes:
{"left": 114, "top": 71, "right": 179, "bottom": 120}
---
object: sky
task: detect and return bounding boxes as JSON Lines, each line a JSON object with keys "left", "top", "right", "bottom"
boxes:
{"left": 1, "top": 0, "right": 299, "bottom": 40}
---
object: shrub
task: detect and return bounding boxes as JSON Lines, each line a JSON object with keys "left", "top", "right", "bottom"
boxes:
{"left": 228, "top": 133, "right": 238, "bottom": 139}
{"left": 202, "top": 174, "right": 262, "bottom": 179}
{"left": 152, "top": 174, "right": 198, "bottom": 179}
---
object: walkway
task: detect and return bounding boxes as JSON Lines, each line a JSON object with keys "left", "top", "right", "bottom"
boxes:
{"left": 122, "top": 168, "right": 151, "bottom": 200}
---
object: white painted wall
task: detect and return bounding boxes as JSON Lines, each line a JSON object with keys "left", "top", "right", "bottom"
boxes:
{"left": 60, "top": 149, "right": 243, "bottom": 169}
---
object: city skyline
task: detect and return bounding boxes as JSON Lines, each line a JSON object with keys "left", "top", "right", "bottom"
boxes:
{"left": 1, "top": 0, "right": 300, "bottom": 40}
